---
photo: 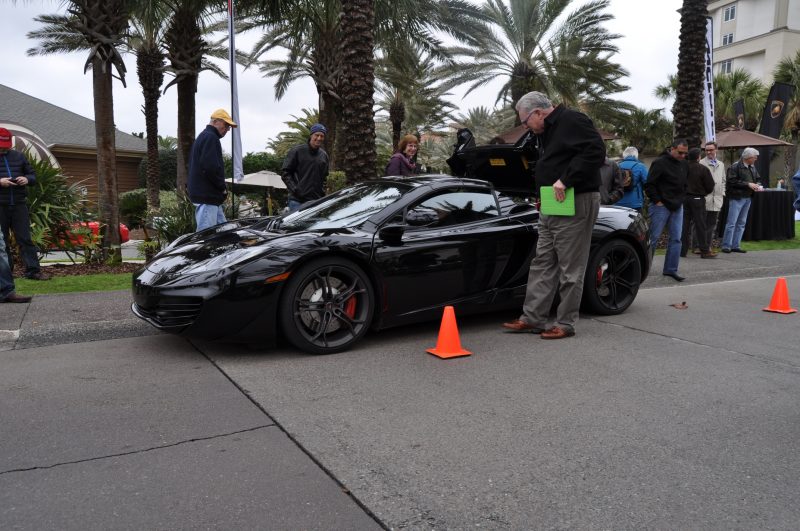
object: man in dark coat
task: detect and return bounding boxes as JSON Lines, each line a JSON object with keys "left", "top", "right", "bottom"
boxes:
{"left": 645, "top": 139, "right": 689, "bottom": 281}
{"left": 0, "top": 230, "right": 31, "bottom": 303}
{"left": 681, "top": 147, "right": 717, "bottom": 258}
{"left": 281, "top": 123, "right": 329, "bottom": 213}
{"left": 502, "top": 91, "right": 605, "bottom": 340}
{"left": 188, "top": 109, "right": 237, "bottom": 231}
{"left": 0, "top": 127, "right": 49, "bottom": 280}
{"left": 721, "top": 147, "right": 763, "bottom": 253}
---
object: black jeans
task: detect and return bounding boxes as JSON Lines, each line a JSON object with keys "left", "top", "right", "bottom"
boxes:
{"left": 0, "top": 203, "right": 41, "bottom": 276}
{"left": 681, "top": 196, "right": 709, "bottom": 255}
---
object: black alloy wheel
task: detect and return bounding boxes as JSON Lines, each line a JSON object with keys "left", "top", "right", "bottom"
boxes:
{"left": 279, "top": 257, "right": 375, "bottom": 354}
{"left": 582, "top": 239, "right": 642, "bottom": 315}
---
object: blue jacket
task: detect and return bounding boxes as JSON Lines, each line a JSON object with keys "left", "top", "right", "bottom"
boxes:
{"left": 0, "top": 150, "right": 36, "bottom": 206}
{"left": 615, "top": 156, "right": 647, "bottom": 209}
{"left": 188, "top": 125, "right": 226, "bottom": 205}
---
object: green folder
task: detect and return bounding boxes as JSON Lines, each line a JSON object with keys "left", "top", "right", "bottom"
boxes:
{"left": 539, "top": 186, "right": 575, "bottom": 216}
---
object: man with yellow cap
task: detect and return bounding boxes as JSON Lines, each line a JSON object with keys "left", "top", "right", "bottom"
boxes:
{"left": 188, "top": 109, "right": 237, "bottom": 231}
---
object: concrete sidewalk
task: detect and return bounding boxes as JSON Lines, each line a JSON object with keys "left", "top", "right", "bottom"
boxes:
{"left": 2, "top": 249, "right": 800, "bottom": 351}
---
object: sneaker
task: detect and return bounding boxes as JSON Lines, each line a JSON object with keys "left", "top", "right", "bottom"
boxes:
{"left": 721, "top": 248, "right": 731, "bottom": 254}
{"left": 732, "top": 248, "right": 747, "bottom": 253}
{"left": 25, "top": 271, "right": 51, "bottom": 281}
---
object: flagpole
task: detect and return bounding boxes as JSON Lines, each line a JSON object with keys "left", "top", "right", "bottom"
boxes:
{"left": 228, "top": 0, "right": 243, "bottom": 217}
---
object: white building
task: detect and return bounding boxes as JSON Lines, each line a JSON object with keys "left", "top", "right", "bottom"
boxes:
{"left": 710, "top": 0, "right": 800, "bottom": 82}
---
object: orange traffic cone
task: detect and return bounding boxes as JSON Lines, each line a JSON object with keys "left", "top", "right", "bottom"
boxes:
{"left": 426, "top": 306, "right": 472, "bottom": 359}
{"left": 763, "top": 277, "right": 797, "bottom": 314}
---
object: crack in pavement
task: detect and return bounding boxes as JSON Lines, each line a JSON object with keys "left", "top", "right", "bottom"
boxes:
{"left": 0, "top": 424, "right": 274, "bottom": 476}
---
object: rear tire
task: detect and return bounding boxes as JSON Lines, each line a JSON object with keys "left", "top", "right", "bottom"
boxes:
{"left": 279, "top": 257, "right": 374, "bottom": 354}
{"left": 582, "top": 239, "right": 642, "bottom": 315}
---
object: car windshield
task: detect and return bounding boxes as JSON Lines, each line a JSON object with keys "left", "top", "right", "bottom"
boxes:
{"left": 279, "top": 182, "right": 409, "bottom": 231}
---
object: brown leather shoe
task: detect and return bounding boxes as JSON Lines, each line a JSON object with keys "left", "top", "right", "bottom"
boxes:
{"left": 691, "top": 248, "right": 701, "bottom": 255}
{"left": 540, "top": 326, "right": 575, "bottom": 340}
{"left": 502, "top": 319, "right": 544, "bottom": 333}
{"left": 26, "top": 271, "right": 51, "bottom": 281}
{"left": 1, "top": 292, "right": 32, "bottom": 303}
{"left": 700, "top": 250, "right": 717, "bottom": 259}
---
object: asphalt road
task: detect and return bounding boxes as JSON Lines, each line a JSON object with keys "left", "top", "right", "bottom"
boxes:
{"left": 2, "top": 252, "right": 800, "bottom": 529}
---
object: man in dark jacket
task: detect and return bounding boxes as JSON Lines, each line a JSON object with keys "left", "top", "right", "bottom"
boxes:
{"left": 502, "top": 91, "right": 604, "bottom": 340}
{"left": 281, "top": 123, "right": 329, "bottom": 213}
{"left": 721, "top": 147, "right": 763, "bottom": 253}
{"left": 599, "top": 156, "right": 624, "bottom": 205}
{"left": 681, "top": 147, "right": 717, "bottom": 258}
{"left": 188, "top": 109, "right": 237, "bottom": 231}
{"left": 645, "top": 138, "right": 689, "bottom": 281}
{"left": 0, "top": 230, "right": 31, "bottom": 303}
{"left": 0, "top": 128, "right": 49, "bottom": 280}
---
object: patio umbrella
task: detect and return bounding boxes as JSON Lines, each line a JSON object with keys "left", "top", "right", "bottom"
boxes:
{"left": 714, "top": 127, "right": 792, "bottom": 149}
{"left": 237, "top": 170, "right": 286, "bottom": 215}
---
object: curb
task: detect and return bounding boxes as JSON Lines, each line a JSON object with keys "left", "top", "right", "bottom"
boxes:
{"left": 12, "top": 319, "right": 161, "bottom": 350}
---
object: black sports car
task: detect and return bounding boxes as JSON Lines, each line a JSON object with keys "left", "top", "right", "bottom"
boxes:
{"left": 132, "top": 140, "right": 650, "bottom": 354}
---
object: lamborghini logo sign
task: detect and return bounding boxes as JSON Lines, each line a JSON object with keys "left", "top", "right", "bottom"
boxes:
{"left": 770, "top": 100, "right": 785, "bottom": 119}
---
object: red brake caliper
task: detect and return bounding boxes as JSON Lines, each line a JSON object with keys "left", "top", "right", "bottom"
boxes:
{"left": 344, "top": 296, "right": 357, "bottom": 319}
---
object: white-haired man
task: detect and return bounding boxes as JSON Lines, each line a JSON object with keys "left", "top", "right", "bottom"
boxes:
{"left": 502, "top": 91, "right": 605, "bottom": 340}
{"left": 721, "top": 147, "right": 762, "bottom": 253}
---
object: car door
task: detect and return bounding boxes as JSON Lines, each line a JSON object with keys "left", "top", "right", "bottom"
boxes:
{"left": 372, "top": 187, "right": 523, "bottom": 326}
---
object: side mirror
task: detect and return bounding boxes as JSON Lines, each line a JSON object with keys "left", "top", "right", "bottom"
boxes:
{"left": 378, "top": 224, "right": 405, "bottom": 245}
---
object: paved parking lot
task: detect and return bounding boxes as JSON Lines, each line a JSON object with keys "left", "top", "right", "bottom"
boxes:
{"left": 2, "top": 252, "right": 800, "bottom": 529}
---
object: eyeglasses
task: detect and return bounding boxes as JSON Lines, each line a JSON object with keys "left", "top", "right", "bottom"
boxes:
{"left": 523, "top": 109, "right": 538, "bottom": 123}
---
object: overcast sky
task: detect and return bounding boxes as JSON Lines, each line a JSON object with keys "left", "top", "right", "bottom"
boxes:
{"left": 1, "top": 0, "right": 681, "bottom": 154}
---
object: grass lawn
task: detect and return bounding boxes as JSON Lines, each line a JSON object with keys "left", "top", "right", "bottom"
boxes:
{"left": 15, "top": 273, "right": 132, "bottom": 295}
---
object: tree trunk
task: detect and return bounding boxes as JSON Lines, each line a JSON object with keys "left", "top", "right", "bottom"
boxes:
{"left": 137, "top": 47, "right": 164, "bottom": 262}
{"left": 319, "top": 91, "right": 340, "bottom": 171}
{"left": 340, "top": 0, "right": 377, "bottom": 183}
{"left": 92, "top": 57, "right": 122, "bottom": 264}
{"left": 673, "top": 0, "right": 709, "bottom": 147}
{"left": 176, "top": 77, "right": 196, "bottom": 198}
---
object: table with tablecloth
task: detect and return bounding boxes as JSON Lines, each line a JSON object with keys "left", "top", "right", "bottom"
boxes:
{"left": 716, "top": 190, "right": 796, "bottom": 241}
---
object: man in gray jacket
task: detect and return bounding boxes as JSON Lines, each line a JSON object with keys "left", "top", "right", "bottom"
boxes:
{"left": 698, "top": 141, "right": 725, "bottom": 252}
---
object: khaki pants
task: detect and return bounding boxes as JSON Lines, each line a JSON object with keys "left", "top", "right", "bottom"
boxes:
{"left": 520, "top": 192, "right": 599, "bottom": 332}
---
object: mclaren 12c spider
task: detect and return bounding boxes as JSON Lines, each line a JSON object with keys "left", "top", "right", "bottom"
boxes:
{"left": 132, "top": 140, "right": 651, "bottom": 354}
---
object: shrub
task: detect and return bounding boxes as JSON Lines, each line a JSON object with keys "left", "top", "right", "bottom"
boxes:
{"left": 327, "top": 171, "right": 348, "bottom": 194}
{"left": 25, "top": 153, "right": 88, "bottom": 255}
{"left": 152, "top": 191, "right": 196, "bottom": 245}
{"left": 119, "top": 188, "right": 148, "bottom": 228}
{"left": 137, "top": 148, "right": 177, "bottom": 190}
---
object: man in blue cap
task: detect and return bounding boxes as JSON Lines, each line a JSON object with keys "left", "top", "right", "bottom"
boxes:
{"left": 281, "top": 123, "right": 329, "bottom": 213}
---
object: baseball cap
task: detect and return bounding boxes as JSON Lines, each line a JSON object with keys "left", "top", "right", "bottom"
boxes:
{"left": 210, "top": 109, "right": 237, "bottom": 127}
{"left": 0, "top": 127, "right": 12, "bottom": 149}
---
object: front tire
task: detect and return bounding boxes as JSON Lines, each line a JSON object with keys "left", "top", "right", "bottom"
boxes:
{"left": 279, "top": 257, "right": 374, "bottom": 354}
{"left": 582, "top": 239, "right": 642, "bottom": 315}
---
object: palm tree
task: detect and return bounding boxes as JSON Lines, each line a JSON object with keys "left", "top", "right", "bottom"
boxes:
{"left": 452, "top": 106, "right": 516, "bottom": 145}
{"left": 266, "top": 108, "right": 319, "bottom": 159}
{"left": 339, "top": 0, "right": 376, "bottom": 182}
{"left": 614, "top": 107, "right": 674, "bottom": 156}
{"left": 773, "top": 50, "right": 800, "bottom": 176}
{"left": 27, "top": 0, "right": 132, "bottom": 263}
{"left": 713, "top": 69, "right": 767, "bottom": 131}
{"left": 241, "top": 0, "right": 484, "bottom": 171}
{"left": 446, "top": 0, "right": 629, "bottom": 122}
{"left": 673, "top": 0, "right": 708, "bottom": 147}
{"left": 375, "top": 43, "right": 456, "bottom": 150}
{"left": 129, "top": 0, "right": 171, "bottom": 259}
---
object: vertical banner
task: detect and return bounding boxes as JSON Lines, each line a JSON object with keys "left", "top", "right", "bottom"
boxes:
{"left": 228, "top": 0, "right": 243, "bottom": 184}
{"left": 756, "top": 82, "right": 795, "bottom": 186}
{"left": 702, "top": 16, "right": 716, "bottom": 143}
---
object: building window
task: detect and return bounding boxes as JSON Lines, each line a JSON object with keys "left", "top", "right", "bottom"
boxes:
{"left": 723, "top": 4, "right": 736, "bottom": 22}
{"left": 722, "top": 33, "right": 734, "bottom": 45}
{"left": 720, "top": 59, "right": 732, "bottom": 74}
